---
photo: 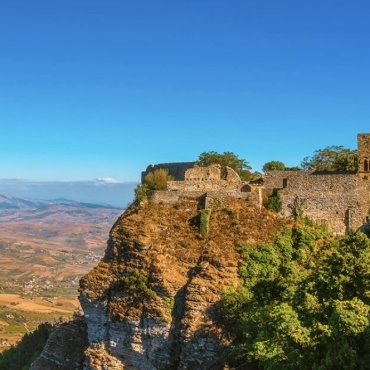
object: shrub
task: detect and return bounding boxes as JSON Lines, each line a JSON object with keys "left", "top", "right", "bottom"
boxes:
{"left": 121, "top": 268, "right": 157, "bottom": 299}
{"left": 265, "top": 193, "right": 282, "bottom": 213}
{"left": 134, "top": 183, "right": 150, "bottom": 203}
{"left": 144, "top": 168, "right": 174, "bottom": 190}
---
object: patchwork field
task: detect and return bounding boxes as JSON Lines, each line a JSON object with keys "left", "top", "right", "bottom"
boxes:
{"left": 0, "top": 200, "right": 123, "bottom": 350}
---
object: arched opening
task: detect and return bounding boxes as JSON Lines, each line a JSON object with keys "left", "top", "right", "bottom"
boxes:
{"left": 364, "top": 160, "right": 369, "bottom": 172}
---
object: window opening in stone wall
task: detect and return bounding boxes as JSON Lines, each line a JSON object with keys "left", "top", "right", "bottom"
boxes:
{"left": 283, "top": 178, "right": 288, "bottom": 188}
{"left": 364, "top": 160, "right": 369, "bottom": 172}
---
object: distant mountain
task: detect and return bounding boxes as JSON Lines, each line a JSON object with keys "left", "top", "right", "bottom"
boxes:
{"left": 49, "top": 198, "right": 122, "bottom": 209}
{"left": 0, "top": 193, "right": 124, "bottom": 224}
{"left": 0, "top": 194, "right": 51, "bottom": 210}
{"left": 0, "top": 179, "right": 136, "bottom": 208}
{"left": 0, "top": 194, "right": 122, "bottom": 212}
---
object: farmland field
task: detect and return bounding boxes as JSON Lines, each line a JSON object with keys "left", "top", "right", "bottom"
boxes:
{"left": 0, "top": 201, "right": 123, "bottom": 350}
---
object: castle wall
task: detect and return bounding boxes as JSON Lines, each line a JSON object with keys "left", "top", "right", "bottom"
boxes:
{"left": 265, "top": 171, "right": 370, "bottom": 234}
{"left": 167, "top": 179, "right": 248, "bottom": 192}
{"left": 264, "top": 171, "right": 302, "bottom": 191}
{"left": 148, "top": 163, "right": 257, "bottom": 209}
{"left": 151, "top": 189, "right": 259, "bottom": 206}
{"left": 358, "top": 133, "right": 370, "bottom": 179}
{"left": 143, "top": 133, "right": 370, "bottom": 236}
{"left": 167, "top": 164, "right": 249, "bottom": 193}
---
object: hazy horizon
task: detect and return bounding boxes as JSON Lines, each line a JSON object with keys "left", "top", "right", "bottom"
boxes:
{"left": 0, "top": 178, "right": 137, "bottom": 208}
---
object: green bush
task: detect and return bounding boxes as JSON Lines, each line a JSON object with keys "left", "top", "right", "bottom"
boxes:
{"left": 121, "top": 268, "right": 157, "bottom": 299}
{"left": 134, "top": 183, "right": 150, "bottom": 203}
{"left": 199, "top": 209, "right": 211, "bottom": 238}
{"left": 144, "top": 168, "right": 174, "bottom": 190}
{"left": 265, "top": 193, "right": 282, "bottom": 212}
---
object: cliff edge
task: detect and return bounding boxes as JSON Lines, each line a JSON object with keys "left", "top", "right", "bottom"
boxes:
{"left": 32, "top": 198, "right": 285, "bottom": 369}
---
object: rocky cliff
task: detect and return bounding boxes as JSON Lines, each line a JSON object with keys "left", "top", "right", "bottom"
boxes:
{"left": 32, "top": 198, "right": 285, "bottom": 369}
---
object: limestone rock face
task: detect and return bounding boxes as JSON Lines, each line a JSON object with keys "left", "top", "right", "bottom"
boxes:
{"left": 30, "top": 318, "right": 88, "bottom": 370}
{"left": 33, "top": 199, "right": 284, "bottom": 369}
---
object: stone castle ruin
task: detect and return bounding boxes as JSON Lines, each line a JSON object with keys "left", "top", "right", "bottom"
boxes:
{"left": 142, "top": 162, "right": 261, "bottom": 208}
{"left": 142, "top": 133, "right": 370, "bottom": 235}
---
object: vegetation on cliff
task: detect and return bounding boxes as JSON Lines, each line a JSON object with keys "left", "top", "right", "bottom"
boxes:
{"left": 220, "top": 216, "right": 370, "bottom": 369}
{"left": 134, "top": 168, "right": 174, "bottom": 204}
{"left": 0, "top": 322, "right": 55, "bottom": 370}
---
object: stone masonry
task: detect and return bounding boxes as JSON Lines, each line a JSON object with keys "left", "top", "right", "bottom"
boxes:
{"left": 146, "top": 163, "right": 261, "bottom": 208}
{"left": 264, "top": 133, "right": 370, "bottom": 234}
{"left": 143, "top": 134, "right": 370, "bottom": 235}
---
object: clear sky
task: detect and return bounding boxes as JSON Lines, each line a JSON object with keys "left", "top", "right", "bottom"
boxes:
{"left": 1, "top": 0, "right": 370, "bottom": 184}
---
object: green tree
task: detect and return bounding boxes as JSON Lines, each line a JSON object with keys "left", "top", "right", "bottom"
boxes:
{"left": 285, "top": 166, "right": 301, "bottom": 171}
{"left": 0, "top": 322, "right": 55, "bottom": 370}
{"left": 144, "top": 168, "right": 174, "bottom": 190}
{"left": 220, "top": 221, "right": 370, "bottom": 370}
{"left": 197, "top": 151, "right": 252, "bottom": 181}
{"left": 301, "top": 146, "right": 358, "bottom": 171}
{"left": 134, "top": 183, "right": 150, "bottom": 204}
{"left": 262, "top": 160, "right": 286, "bottom": 172}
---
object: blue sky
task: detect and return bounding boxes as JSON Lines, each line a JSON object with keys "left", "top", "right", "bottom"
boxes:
{"left": 1, "top": 0, "right": 370, "bottom": 187}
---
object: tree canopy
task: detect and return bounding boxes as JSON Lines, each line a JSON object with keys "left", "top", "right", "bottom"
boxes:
{"left": 301, "top": 145, "right": 358, "bottom": 171}
{"left": 262, "top": 160, "right": 286, "bottom": 172}
{"left": 0, "top": 322, "right": 55, "bottom": 370}
{"left": 220, "top": 218, "right": 370, "bottom": 369}
{"left": 197, "top": 151, "right": 252, "bottom": 181}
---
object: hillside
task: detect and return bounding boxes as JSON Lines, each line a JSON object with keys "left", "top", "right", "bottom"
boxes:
{"left": 31, "top": 197, "right": 286, "bottom": 369}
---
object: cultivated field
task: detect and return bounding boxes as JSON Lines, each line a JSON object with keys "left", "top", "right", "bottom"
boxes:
{"left": 0, "top": 202, "right": 123, "bottom": 351}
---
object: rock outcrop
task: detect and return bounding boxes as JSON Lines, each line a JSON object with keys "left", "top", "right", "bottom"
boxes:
{"left": 30, "top": 318, "right": 88, "bottom": 370}
{"left": 32, "top": 198, "right": 285, "bottom": 369}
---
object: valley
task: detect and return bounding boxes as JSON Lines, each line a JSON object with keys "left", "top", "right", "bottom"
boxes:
{"left": 0, "top": 196, "right": 123, "bottom": 350}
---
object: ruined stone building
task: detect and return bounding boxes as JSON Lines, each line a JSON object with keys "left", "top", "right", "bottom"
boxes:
{"left": 264, "top": 133, "right": 370, "bottom": 234}
{"left": 143, "top": 133, "right": 370, "bottom": 235}
{"left": 142, "top": 162, "right": 261, "bottom": 208}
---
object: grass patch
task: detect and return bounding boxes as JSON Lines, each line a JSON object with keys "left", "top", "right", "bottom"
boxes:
{"left": 199, "top": 209, "right": 212, "bottom": 238}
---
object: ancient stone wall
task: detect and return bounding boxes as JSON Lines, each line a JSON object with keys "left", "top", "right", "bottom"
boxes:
{"left": 264, "top": 171, "right": 302, "bottom": 192}
{"left": 150, "top": 164, "right": 257, "bottom": 208}
{"left": 265, "top": 171, "right": 370, "bottom": 234}
{"left": 151, "top": 189, "right": 260, "bottom": 206}
{"left": 167, "top": 164, "right": 249, "bottom": 193}
{"left": 358, "top": 133, "right": 370, "bottom": 179}
{"left": 143, "top": 134, "right": 370, "bottom": 235}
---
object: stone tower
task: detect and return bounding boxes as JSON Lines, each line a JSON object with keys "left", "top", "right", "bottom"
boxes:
{"left": 358, "top": 133, "right": 370, "bottom": 179}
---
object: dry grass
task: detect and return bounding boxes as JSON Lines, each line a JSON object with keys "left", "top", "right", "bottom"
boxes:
{"left": 80, "top": 198, "right": 287, "bottom": 324}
